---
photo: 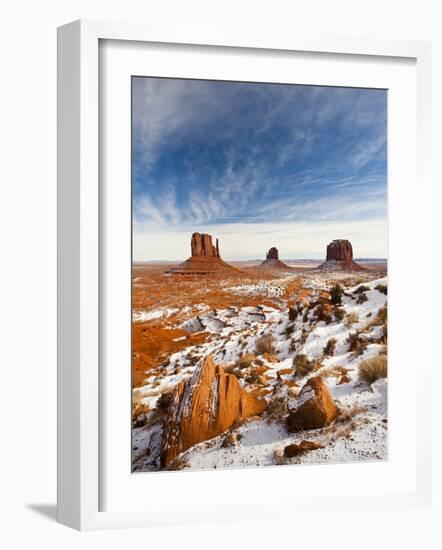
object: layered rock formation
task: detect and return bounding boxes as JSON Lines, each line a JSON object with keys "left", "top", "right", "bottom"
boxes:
{"left": 286, "top": 375, "right": 337, "bottom": 432}
{"left": 318, "top": 239, "right": 364, "bottom": 271}
{"left": 258, "top": 246, "right": 291, "bottom": 270}
{"left": 191, "top": 232, "right": 220, "bottom": 257}
{"left": 161, "top": 355, "right": 267, "bottom": 467}
{"left": 167, "top": 232, "right": 239, "bottom": 275}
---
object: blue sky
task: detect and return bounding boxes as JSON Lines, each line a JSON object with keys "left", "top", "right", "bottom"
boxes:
{"left": 132, "top": 77, "right": 387, "bottom": 261}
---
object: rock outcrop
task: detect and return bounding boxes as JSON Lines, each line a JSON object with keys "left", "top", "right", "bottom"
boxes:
{"left": 286, "top": 375, "right": 337, "bottom": 432}
{"left": 318, "top": 239, "right": 364, "bottom": 271}
{"left": 258, "top": 246, "right": 292, "bottom": 270}
{"left": 191, "top": 232, "right": 220, "bottom": 258}
{"left": 167, "top": 232, "right": 239, "bottom": 275}
{"left": 161, "top": 355, "right": 267, "bottom": 467}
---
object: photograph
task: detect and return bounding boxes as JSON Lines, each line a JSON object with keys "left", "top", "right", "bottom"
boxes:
{"left": 131, "top": 76, "right": 388, "bottom": 472}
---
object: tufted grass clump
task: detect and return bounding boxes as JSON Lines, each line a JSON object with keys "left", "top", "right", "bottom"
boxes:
{"left": 237, "top": 353, "right": 256, "bottom": 369}
{"left": 323, "top": 337, "right": 337, "bottom": 357}
{"left": 347, "top": 332, "right": 368, "bottom": 356}
{"left": 255, "top": 334, "right": 276, "bottom": 355}
{"left": 293, "top": 354, "right": 320, "bottom": 378}
{"left": 358, "top": 355, "right": 388, "bottom": 384}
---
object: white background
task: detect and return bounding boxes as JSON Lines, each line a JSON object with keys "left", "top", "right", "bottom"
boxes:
{"left": 101, "top": 40, "right": 419, "bottom": 514}
{"left": 0, "top": 0, "right": 441, "bottom": 548}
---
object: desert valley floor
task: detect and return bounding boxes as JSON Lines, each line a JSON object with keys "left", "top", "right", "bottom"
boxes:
{"left": 132, "top": 259, "right": 388, "bottom": 472}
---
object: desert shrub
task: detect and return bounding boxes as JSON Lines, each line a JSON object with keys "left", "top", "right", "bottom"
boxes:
{"left": 376, "top": 306, "right": 388, "bottom": 325}
{"left": 345, "top": 312, "right": 359, "bottom": 326}
{"left": 323, "top": 337, "right": 337, "bottom": 357}
{"left": 334, "top": 307, "right": 345, "bottom": 322}
{"left": 358, "top": 355, "right": 388, "bottom": 384}
{"left": 375, "top": 284, "right": 388, "bottom": 295}
{"left": 354, "top": 285, "right": 370, "bottom": 294}
{"left": 293, "top": 354, "right": 317, "bottom": 377}
{"left": 335, "top": 404, "right": 368, "bottom": 424}
{"left": 288, "top": 307, "right": 298, "bottom": 322}
{"left": 356, "top": 293, "right": 368, "bottom": 304}
{"left": 299, "top": 328, "right": 309, "bottom": 346}
{"left": 347, "top": 332, "right": 368, "bottom": 356}
{"left": 314, "top": 304, "right": 332, "bottom": 324}
{"left": 319, "top": 365, "right": 347, "bottom": 379}
{"left": 367, "top": 306, "right": 388, "bottom": 343}
{"left": 255, "top": 334, "right": 276, "bottom": 355}
{"left": 285, "top": 323, "right": 295, "bottom": 337}
{"left": 245, "top": 366, "right": 260, "bottom": 384}
{"left": 237, "top": 353, "right": 256, "bottom": 369}
{"left": 330, "top": 284, "right": 343, "bottom": 305}
{"left": 266, "top": 394, "right": 289, "bottom": 422}
{"left": 156, "top": 391, "right": 174, "bottom": 411}
{"left": 263, "top": 352, "right": 278, "bottom": 363}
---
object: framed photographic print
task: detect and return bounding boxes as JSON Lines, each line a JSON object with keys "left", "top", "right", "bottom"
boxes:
{"left": 57, "top": 20, "right": 432, "bottom": 530}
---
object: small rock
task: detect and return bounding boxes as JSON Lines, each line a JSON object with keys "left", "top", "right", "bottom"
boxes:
{"left": 222, "top": 433, "right": 241, "bottom": 448}
{"left": 284, "top": 440, "right": 323, "bottom": 458}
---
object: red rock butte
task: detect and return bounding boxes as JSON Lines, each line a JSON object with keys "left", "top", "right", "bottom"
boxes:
{"left": 166, "top": 232, "right": 240, "bottom": 275}
{"left": 258, "top": 246, "right": 292, "bottom": 270}
{"left": 318, "top": 239, "right": 365, "bottom": 271}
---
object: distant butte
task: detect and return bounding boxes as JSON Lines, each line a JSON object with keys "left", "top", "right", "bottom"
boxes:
{"left": 258, "top": 246, "right": 292, "bottom": 270}
{"left": 167, "top": 232, "right": 240, "bottom": 275}
{"left": 317, "top": 239, "right": 365, "bottom": 271}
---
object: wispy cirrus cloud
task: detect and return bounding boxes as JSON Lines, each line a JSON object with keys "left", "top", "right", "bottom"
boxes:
{"left": 132, "top": 77, "right": 387, "bottom": 260}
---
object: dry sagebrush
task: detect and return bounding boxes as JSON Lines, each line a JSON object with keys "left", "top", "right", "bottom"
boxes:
{"left": 358, "top": 355, "right": 388, "bottom": 384}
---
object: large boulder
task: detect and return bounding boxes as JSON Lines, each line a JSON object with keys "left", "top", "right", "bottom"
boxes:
{"left": 161, "top": 355, "right": 267, "bottom": 466}
{"left": 286, "top": 375, "right": 337, "bottom": 431}
{"left": 284, "top": 440, "right": 323, "bottom": 457}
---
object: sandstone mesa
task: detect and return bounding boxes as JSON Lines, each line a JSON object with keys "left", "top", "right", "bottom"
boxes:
{"left": 258, "top": 246, "right": 292, "bottom": 270}
{"left": 167, "top": 232, "right": 240, "bottom": 275}
{"left": 318, "top": 239, "right": 365, "bottom": 271}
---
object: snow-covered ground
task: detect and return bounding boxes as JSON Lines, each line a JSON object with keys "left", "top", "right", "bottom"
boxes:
{"left": 133, "top": 307, "right": 179, "bottom": 322}
{"left": 226, "top": 282, "right": 285, "bottom": 298}
{"left": 133, "top": 274, "right": 388, "bottom": 471}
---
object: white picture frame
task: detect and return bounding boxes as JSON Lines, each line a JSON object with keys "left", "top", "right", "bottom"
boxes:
{"left": 57, "top": 19, "right": 433, "bottom": 531}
